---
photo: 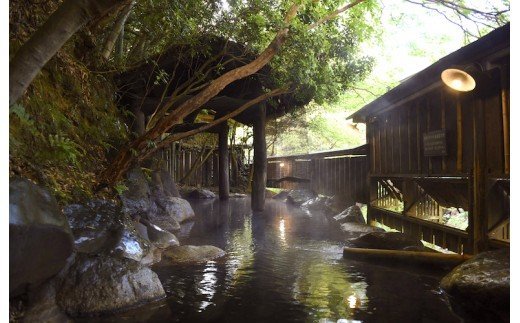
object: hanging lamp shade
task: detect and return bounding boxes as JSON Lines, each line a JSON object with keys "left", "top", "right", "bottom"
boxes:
{"left": 441, "top": 68, "right": 476, "bottom": 92}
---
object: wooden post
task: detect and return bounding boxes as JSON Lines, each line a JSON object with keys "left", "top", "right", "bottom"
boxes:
{"left": 472, "top": 97, "right": 488, "bottom": 253}
{"left": 252, "top": 103, "right": 267, "bottom": 211}
{"left": 218, "top": 123, "right": 230, "bottom": 200}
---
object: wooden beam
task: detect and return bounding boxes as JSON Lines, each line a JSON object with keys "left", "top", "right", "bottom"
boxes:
{"left": 472, "top": 97, "right": 488, "bottom": 253}
{"left": 252, "top": 103, "right": 267, "bottom": 211}
{"left": 343, "top": 247, "right": 472, "bottom": 268}
{"left": 218, "top": 123, "right": 230, "bottom": 200}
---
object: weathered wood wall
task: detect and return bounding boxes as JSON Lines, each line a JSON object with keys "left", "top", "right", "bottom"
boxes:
{"left": 160, "top": 143, "right": 248, "bottom": 188}
{"left": 267, "top": 145, "right": 369, "bottom": 204}
{"left": 366, "top": 65, "right": 510, "bottom": 254}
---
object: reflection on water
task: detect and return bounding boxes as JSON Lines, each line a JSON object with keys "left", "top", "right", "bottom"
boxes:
{"left": 197, "top": 261, "right": 217, "bottom": 311}
{"left": 86, "top": 198, "right": 461, "bottom": 323}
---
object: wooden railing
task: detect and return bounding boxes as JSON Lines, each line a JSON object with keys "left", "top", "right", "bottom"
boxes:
{"left": 160, "top": 143, "right": 249, "bottom": 188}
{"left": 267, "top": 145, "right": 369, "bottom": 203}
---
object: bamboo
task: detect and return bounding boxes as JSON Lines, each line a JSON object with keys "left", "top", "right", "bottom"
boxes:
{"left": 344, "top": 248, "right": 471, "bottom": 267}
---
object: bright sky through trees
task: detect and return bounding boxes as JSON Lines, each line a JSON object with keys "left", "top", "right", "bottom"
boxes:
{"left": 265, "top": 0, "right": 510, "bottom": 156}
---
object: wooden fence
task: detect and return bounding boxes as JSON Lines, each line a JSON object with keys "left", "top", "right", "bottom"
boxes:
{"left": 266, "top": 145, "right": 369, "bottom": 203}
{"left": 160, "top": 143, "right": 249, "bottom": 188}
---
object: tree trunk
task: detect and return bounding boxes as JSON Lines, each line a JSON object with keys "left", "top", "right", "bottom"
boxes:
{"left": 98, "top": 4, "right": 300, "bottom": 187}
{"left": 218, "top": 124, "right": 230, "bottom": 200}
{"left": 9, "top": 0, "right": 126, "bottom": 105}
{"left": 101, "top": 0, "right": 134, "bottom": 60}
{"left": 252, "top": 103, "right": 267, "bottom": 212}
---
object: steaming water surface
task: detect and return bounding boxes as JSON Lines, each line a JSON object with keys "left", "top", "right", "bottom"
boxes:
{"left": 89, "top": 198, "right": 461, "bottom": 323}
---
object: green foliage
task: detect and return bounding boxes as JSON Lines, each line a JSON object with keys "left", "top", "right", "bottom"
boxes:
{"left": 9, "top": 51, "right": 128, "bottom": 203}
{"left": 114, "top": 182, "right": 129, "bottom": 195}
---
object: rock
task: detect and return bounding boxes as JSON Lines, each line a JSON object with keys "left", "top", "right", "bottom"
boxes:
{"left": 302, "top": 196, "right": 334, "bottom": 215}
{"left": 154, "top": 196, "right": 195, "bottom": 223}
{"left": 111, "top": 227, "right": 151, "bottom": 263}
{"left": 265, "top": 190, "right": 277, "bottom": 198}
{"left": 272, "top": 190, "right": 289, "bottom": 201}
{"left": 141, "top": 219, "right": 179, "bottom": 249}
{"left": 23, "top": 254, "right": 77, "bottom": 323}
{"left": 147, "top": 216, "right": 181, "bottom": 234}
{"left": 64, "top": 200, "right": 153, "bottom": 264}
{"left": 159, "top": 245, "right": 226, "bottom": 264}
{"left": 229, "top": 193, "right": 247, "bottom": 198}
{"left": 57, "top": 254, "right": 165, "bottom": 316}
{"left": 9, "top": 178, "right": 74, "bottom": 296}
{"left": 340, "top": 223, "right": 385, "bottom": 240}
{"left": 151, "top": 168, "right": 180, "bottom": 198}
{"left": 187, "top": 188, "right": 216, "bottom": 199}
{"left": 134, "top": 221, "right": 149, "bottom": 241}
{"left": 24, "top": 282, "right": 72, "bottom": 323}
{"left": 333, "top": 205, "right": 365, "bottom": 224}
{"left": 63, "top": 200, "right": 120, "bottom": 254}
{"left": 286, "top": 189, "right": 318, "bottom": 206}
{"left": 120, "top": 168, "right": 152, "bottom": 219}
{"left": 346, "top": 232, "right": 424, "bottom": 250}
{"left": 440, "top": 249, "right": 509, "bottom": 322}
{"left": 139, "top": 245, "right": 163, "bottom": 266}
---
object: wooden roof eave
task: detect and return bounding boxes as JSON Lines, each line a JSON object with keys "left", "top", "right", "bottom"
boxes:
{"left": 348, "top": 23, "right": 510, "bottom": 123}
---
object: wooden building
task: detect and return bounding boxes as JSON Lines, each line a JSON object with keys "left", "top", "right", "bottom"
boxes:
{"left": 348, "top": 23, "right": 510, "bottom": 254}
{"left": 116, "top": 38, "right": 308, "bottom": 211}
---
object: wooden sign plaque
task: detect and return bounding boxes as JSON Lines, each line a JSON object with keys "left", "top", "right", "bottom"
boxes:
{"left": 423, "top": 130, "right": 447, "bottom": 157}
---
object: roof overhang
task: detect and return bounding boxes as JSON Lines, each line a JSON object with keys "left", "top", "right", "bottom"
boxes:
{"left": 348, "top": 23, "right": 510, "bottom": 123}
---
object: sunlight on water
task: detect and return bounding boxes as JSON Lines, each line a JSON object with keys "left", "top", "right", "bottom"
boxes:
{"left": 279, "top": 218, "right": 287, "bottom": 246}
{"left": 90, "top": 198, "right": 462, "bottom": 323}
{"left": 196, "top": 261, "right": 218, "bottom": 311}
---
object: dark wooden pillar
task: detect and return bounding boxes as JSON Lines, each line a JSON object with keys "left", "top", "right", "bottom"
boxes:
{"left": 252, "top": 103, "right": 267, "bottom": 211}
{"left": 471, "top": 97, "right": 487, "bottom": 253}
{"left": 218, "top": 123, "right": 230, "bottom": 200}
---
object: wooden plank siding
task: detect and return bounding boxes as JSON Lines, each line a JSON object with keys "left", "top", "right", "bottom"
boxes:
{"left": 159, "top": 143, "right": 248, "bottom": 189}
{"left": 267, "top": 146, "right": 369, "bottom": 204}
{"left": 363, "top": 64, "right": 509, "bottom": 254}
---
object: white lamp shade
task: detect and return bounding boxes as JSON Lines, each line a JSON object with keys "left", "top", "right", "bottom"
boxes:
{"left": 441, "top": 68, "right": 476, "bottom": 92}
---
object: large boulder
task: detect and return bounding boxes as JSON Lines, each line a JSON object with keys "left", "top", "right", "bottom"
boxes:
{"left": 146, "top": 216, "right": 180, "bottom": 234}
{"left": 63, "top": 200, "right": 120, "bottom": 254}
{"left": 9, "top": 178, "right": 74, "bottom": 296}
{"left": 56, "top": 254, "right": 165, "bottom": 316}
{"left": 187, "top": 188, "right": 216, "bottom": 199}
{"left": 301, "top": 196, "right": 335, "bottom": 215}
{"left": 340, "top": 223, "right": 385, "bottom": 240}
{"left": 154, "top": 196, "right": 195, "bottom": 223}
{"left": 120, "top": 167, "right": 192, "bottom": 233}
{"left": 150, "top": 168, "right": 180, "bottom": 198}
{"left": 159, "top": 245, "right": 226, "bottom": 265}
{"left": 120, "top": 167, "right": 153, "bottom": 219}
{"left": 64, "top": 200, "right": 153, "bottom": 264}
{"left": 346, "top": 232, "right": 425, "bottom": 250}
{"left": 140, "top": 219, "right": 179, "bottom": 249}
{"left": 272, "top": 190, "right": 289, "bottom": 201}
{"left": 22, "top": 254, "right": 77, "bottom": 323}
{"left": 286, "top": 189, "right": 318, "bottom": 206}
{"left": 440, "top": 249, "right": 509, "bottom": 322}
{"left": 333, "top": 205, "right": 365, "bottom": 224}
